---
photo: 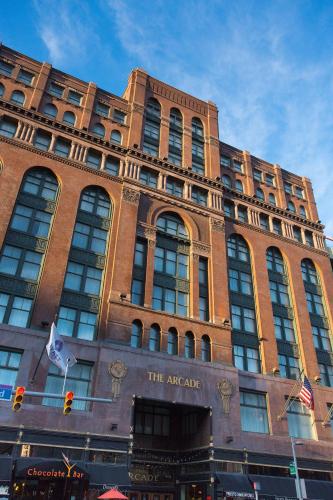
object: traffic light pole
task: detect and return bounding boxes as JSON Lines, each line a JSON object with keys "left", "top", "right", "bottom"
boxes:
{"left": 291, "top": 437, "right": 302, "bottom": 500}
{"left": 11, "top": 389, "right": 113, "bottom": 404}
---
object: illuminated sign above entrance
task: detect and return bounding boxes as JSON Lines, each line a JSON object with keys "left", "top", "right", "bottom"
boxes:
{"left": 147, "top": 371, "right": 201, "bottom": 389}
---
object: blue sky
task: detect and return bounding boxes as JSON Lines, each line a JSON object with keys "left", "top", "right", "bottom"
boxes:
{"left": 1, "top": 0, "right": 333, "bottom": 240}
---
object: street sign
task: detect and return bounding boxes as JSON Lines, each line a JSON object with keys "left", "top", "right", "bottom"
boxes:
{"left": 0, "top": 384, "right": 13, "bottom": 401}
{"left": 289, "top": 461, "right": 296, "bottom": 476}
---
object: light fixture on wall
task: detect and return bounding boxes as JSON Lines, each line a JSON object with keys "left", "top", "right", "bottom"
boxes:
{"left": 119, "top": 293, "right": 127, "bottom": 300}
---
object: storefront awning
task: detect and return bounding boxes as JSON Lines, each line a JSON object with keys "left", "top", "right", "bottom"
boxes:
{"left": 248, "top": 474, "right": 297, "bottom": 499}
{"left": 87, "top": 464, "right": 130, "bottom": 488}
{"left": 215, "top": 473, "right": 255, "bottom": 498}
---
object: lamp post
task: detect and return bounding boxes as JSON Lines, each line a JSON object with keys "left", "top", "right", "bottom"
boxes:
{"left": 290, "top": 437, "right": 303, "bottom": 500}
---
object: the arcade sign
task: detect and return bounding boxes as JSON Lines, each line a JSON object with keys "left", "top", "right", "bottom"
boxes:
{"left": 147, "top": 371, "right": 201, "bottom": 389}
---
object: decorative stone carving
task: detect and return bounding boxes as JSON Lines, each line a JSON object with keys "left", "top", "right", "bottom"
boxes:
{"left": 122, "top": 187, "right": 140, "bottom": 205}
{"left": 108, "top": 360, "right": 128, "bottom": 398}
{"left": 210, "top": 218, "right": 225, "bottom": 233}
{"left": 192, "top": 241, "right": 211, "bottom": 255}
{"left": 217, "top": 378, "right": 234, "bottom": 414}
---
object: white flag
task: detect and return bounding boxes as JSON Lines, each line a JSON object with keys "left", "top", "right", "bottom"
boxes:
{"left": 46, "top": 323, "right": 77, "bottom": 374}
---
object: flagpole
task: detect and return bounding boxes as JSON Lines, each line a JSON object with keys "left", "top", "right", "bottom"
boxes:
{"left": 62, "top": 359, "right": 70, "bottom": 396}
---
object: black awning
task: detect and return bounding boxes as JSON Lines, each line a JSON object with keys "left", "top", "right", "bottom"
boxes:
{"left": 87, "top": 464, "right": 130, "bottom": 487}
{"left": 305, "top": 479, "right": 333, "bottom": 500}
{"left": 248, "top": 474, "right": 297, "bottom": 498}
{"left": 215, "top": 473, "right": 255, "bottom": 498}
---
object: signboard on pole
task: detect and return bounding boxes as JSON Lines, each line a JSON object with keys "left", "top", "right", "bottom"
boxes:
{"left": 289, "top": 461, "right": 296, "bottom": 476}
{"left": 0, "top": 385, "right": 13, "bottom": 401}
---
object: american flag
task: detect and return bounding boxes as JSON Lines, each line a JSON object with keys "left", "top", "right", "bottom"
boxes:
{"left": 298, "top": 375, "right": 314, "bottom": 410}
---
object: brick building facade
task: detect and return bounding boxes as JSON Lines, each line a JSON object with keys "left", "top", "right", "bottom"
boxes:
{"left": 0, "top": 43, "right": 333, "bottom": 500}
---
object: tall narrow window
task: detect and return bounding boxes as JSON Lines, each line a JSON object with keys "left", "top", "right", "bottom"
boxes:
{"left": 201, "top": 335, "right": 211, "bottom": 362}
{"left": 240, "top": 391, "right": 269, "bottom": 434}
{"left": 185, "top": 332, "right": 195, "bottom": 359}
{"left": 227, "top": 235, "right": 261, "bottom": 373}
{"left": 131, "top": 239, "right": 147, "bottom": 306}
{"left": 168, "top": 108, "right": 183, "bottom": 166}
{"left": 58, "top": 187, "right": 111, "bottom": 340}
{"left": 267, "top": 247, "right": 301, "bottom": 379}
{"left": 0, "top": 168, "right": 59, "bottom": 328}
{"left": 301, "top": 259, "right": 333, "bottom": 386}
{"left": 149, "top": 324, "right": 161, "bottom": 352}
{"left": 143, "top": 97, "right": 161, "bottom": 157}
{"left": 167, "top": 328, "right": 178, "bottom": 355}
{"left": 199, "top": 258, "right": 209, "bottom": 321}
{"left": 131, "top": 320, "right": 143, "bottom": 348}
{"left": 287, "top": 399, "right": 313, "bottom": 439}
{"left": 153, "top": 213, "right": 189, "bottom": 317}
{"left": 192, "top": 117, "right": 205, "bottom": 174}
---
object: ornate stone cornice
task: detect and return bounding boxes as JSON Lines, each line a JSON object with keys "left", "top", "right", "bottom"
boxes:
{"left": 210, "top": 218, "right": 225, "bottom": 233}
{"left": 192, "top": 240, "right": 211, "bottom": 256}
{"left": 122, "top": 187, "right": 140, "bottom": 205}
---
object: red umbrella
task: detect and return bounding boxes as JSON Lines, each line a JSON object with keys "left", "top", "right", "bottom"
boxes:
{"left": 98, "top": 489, "right": 128, "bottom": 499}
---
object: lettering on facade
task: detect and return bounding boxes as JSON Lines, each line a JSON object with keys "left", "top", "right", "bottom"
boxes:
{"left": 26, "top": 467, "right": 84, "bottom": 479}
{"left": 147, "top": 371, "right": 201, "bottom": 389}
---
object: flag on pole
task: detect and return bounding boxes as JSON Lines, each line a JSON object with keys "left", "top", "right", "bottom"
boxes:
{"left": 298, "top": 375, "right": 314, "bottom": 410}
{"left": 46, "top": 323, "right": 77, "bottom": 375}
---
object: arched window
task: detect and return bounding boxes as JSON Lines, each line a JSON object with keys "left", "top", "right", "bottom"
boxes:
{"left": 143, "top": 97, "right": 161, "bottom": 156}
{"left": 169, "top": 108, "right": 182, "bottom": 166}
{"left": 149, "top": 324, "right": 160, "bottom": 352}
{"left": 59, "top": 187, "right": 112, "bottom": 340}
{"left": 235, "top": 180, "right": 243, "bottom": 193}
{"left": 269, "top": 193, "right": 276, "bottom": 206}
{"left": 63, "top": 111, "right": 76, "bottom": 126}
{"left": 0, "top": 83, "right": 4, "bottom": 97}
{"left": 222, "top": 175, "right": 232, "bottom": 188}
{"left": 0, "top": 168, "right": 59, "bottom": 328}
{"left": 192, "top": 117, "right": 205, "bottom": 174}
{"left": 299, "top": 205, "right": 306, "bottom": 218}
{"left": 256, "top": 188, "right": 264, "bottom": 201}
{"left": 288, "top": 201, "right": 295, "bottom": 213}
{"left": 111, "top": 130, "right": 122, "bottom": 144}
{"left": 10, "top": 90, "right": 25, "bottom": 105}
{"left": 167, "top": 328, "right": 178, "bottom": 355}
{"left": 93, "top": 123, "right": 105, "bottom": 138}
{"left": 153, "top": 213, "right": 189, "bottom": 316}
{"left": 43, "top": 103, "right": 57, "bottom": 119}
{"left": 131, "top": 320, "right": 143, "bottom": 348}
{"left": 266, "top": 247, "right": 301, "bottom": 379}
{"left": 185, "top": 332, "right": 195, "bottom": 359}
{"left": 201, "top": 335, "right": 211, "bottom": 362}
{"left": 227, "top": 234, "right": 261, "bottom": 373}
{"left": 227, "top": 234, "right": 249, "bottom": 263}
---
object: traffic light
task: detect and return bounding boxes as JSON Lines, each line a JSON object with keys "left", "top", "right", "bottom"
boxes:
{"left": 63, "top": 391, "right": 74, "bottom": 415}
{"left": 12, "top": 386, "right": 25, "bottom": 411}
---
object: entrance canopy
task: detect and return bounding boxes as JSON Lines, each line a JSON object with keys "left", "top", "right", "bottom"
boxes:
{"left": 98, "top": 488, "right": 128, "bottom": 499}
{"left": 216, "top": 473, "right": 255, "bottom": 498}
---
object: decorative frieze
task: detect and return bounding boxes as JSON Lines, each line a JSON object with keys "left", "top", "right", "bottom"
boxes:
{"left": 210, "top": 218, "right": 225, "bottom": 233}
{"left": 122, "top": 187, "right": 140, "bottom": 205}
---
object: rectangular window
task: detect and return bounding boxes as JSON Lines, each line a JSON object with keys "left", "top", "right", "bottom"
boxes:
{"left": 0, "top": 117, "right": 18, "bottom": 138}
{"left": 233, "top": 345, "right": 260, "bottom": 373}
{"left": 0, "top": 60, "right": 14, "bottom": 76}
{"left": 64, "top": 262, "right": 102, "bottom": 296}
{"left": 192, "top": 142, "right": 204, "bottom": 159}
{"left": 0, "top": 245, "right": 42, "bottom": 281}
{"left": 143, "top": 143, "right": 159, "bottom": 156}
{"left": 273, "top": 219, "right": 282, "bottom": 235}
{"left": 238, "top": 206, "right": 248, "bottom": 223}
{"left": 293, "top": 226, "right": 302, "bottom": 243}
{"left": 305, "top": 231, "right": 314, "bottom": 247}
{"left": 166, "top": 178, "right": 183, "bottom": 198}
{"left": 269, "top": 281, "right": 290, "bottom": 306}
{"left": 10, "top": 205, "right": 52, "bottom": 238}
{"left": 43, "top": 361, "right": 92, "bottom": 410}
{"left": 253, "top": 169, "right": 262, "bottom": 182}
{"left": 229, "top": 269, "right": 252, "bottom": 295}
{"left": 57, "top": 306, "right": 97, "bottom": 341}
{"left": 67, "top": 90, "right": 82, "bottom": 106}
{"left": 8, "top": 296, "right": 33, "bottom": 327}
{"left": 104, "top": 157, "right": 120, "bottom": 176}
{"left": 72, "top": 223, "right": 107, "bottom": 254}
{"left": 152, "top": 286, "right": 188, "bottom": 317}
{"left": 34, "top": 130, "right": 52, "bottom": 151}
{"left": 240, "top": 391, "right": 269, "bottom": 433}
{"left": 134, "top": 240, "right": 146, "bottom": 268}
{"left": 199, "top": 257, "right": 209, "bottom": 321}
{"left": 95, "top": 101, "right": 109, "bottom": 117}
{"left": 135, "top": 403, "right": 170, "bottom": 437}
{"left": 169, "top": 151, "right": 182, "bottom": 166}
{"left": 319, "top": 364, "right": 333, "bottom": 387}
{"left": 54, "top": 138, "right": 71, "bottom": 158}
{"left": 279, "top": 354, "right": 300, "bottom": 380}
{"left": 113, "top": 109, "right": 126, "bottom": 124}
{"left": 86, "top": 150, "right": 102, "bottom": 169}
{"left": 144, "top": 122, "right": 159, "bottom": 140}
{"left": 220, "top": 156, "right": 231, "bottom": 169}
{"left": 295, "top": 186, "right": 304, "bottom": 199}
{"left": 312, "top": 325, "right": 331, "bottom": 351}
{"left": 260, "top": 214, "right": 269, "bottom": 231}
{"left": 284, "top": 182, "right": 292, "bottom": 195}
{"left": 0, "top": 349, "right": 22, "bottom": 387}
{"left": 131, "top": 279, "right": 144, "bottom": 306}
{"left": 140, "top": 168, "right": 158, "bottom": 188}
{"left": 231, "top": 305, "right": 256, "bottom": 334}
{"left": 191, "top": 187, "right": 207, "bottom": 206}
{"left": 0, "top": 293, "right": 10, "bottom": 323}
{"left": 266, "top": 174, "right": 275, "bottom": 187}
{"left": 274, "top": 316, "right": 295, "bottom": 342}
{"left": 169, "top": 130, "right": 182, "bottom": 150}
{"left": 48, "top": 82, "right": 64, "bottom": 99}
{"left": 306, "top": 291, "right": 325, "bottom": 316}
{"left": 287, "top": 399, "right": 313, "bottom": 439}
{"left": 233, "top": 161, "right": 243, "bottom": 173}
{"left": 17, "top": 69, "right": 34, "bottom": 85}
{"left": 224, "top": 201, "right": 235, "bottom": 218}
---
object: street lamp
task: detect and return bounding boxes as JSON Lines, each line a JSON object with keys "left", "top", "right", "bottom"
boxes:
{"left": 290, "top": 437, "right": 303, "bottom": 500}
